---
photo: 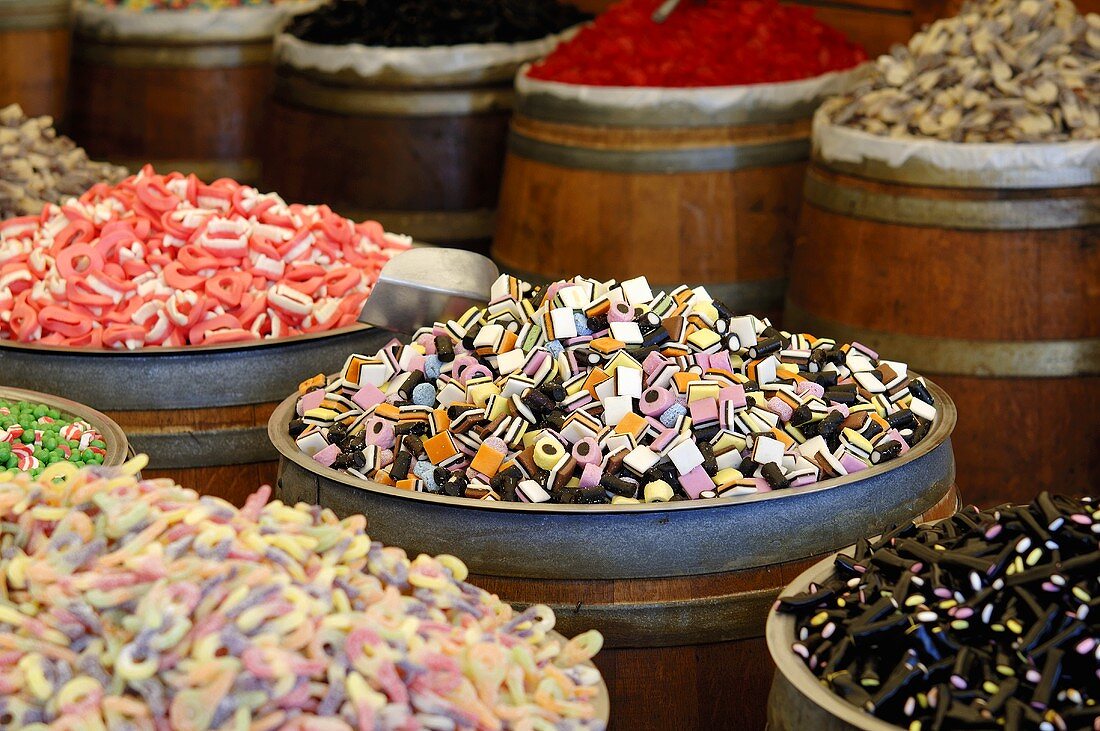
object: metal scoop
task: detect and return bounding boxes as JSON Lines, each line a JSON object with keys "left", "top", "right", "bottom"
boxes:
{"left": 358, "top": 247, "right": 500, "bottom": 333}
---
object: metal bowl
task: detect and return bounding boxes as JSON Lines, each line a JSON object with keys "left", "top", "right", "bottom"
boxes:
{"left": 0, "top": 385, "right": 130, "bottom": 469}
{"left": 766, "top": 551, "right": 902, "bottom": 731}
{"left": 271, "top": 377, "right": 957, "bottom": 580}
{"left": 0, "top": 327, "right": 398, "bottom": 470}
{"left": 0, "top": 326, "right": 396, "bottom": 411}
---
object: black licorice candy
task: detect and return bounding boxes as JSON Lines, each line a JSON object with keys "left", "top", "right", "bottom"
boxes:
{"left": 777, "top": 493, "right": 1100, "bottom": 730}
{"left": 288, "top": 0, "right": 590, "bottom": 47}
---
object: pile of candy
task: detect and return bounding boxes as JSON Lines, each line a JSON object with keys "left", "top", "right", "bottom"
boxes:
{"left": 0, "top": 105, "right": 128, "bottom": 221}
{"left": 526, "top": 0, "right": 866, "bottom": 87}
{"left": 778, "top": 493, "right": 1099, "bottom": 729}
{"left": 822, "top": 0, "right": 1100, "bottom": 142}
{"left": 0, "top": 397, "right": 106, "bottom": 475}
{"left": 0, "top": 166, "right": 409, "bottom": 348}
{"left": 87, "top": 0, "right": 303, "bottom": 8}
{"left": 291, "top": 275, "right": 939, "bottom": 505}
{"left": 0, "top": 458, "right": 607, "bottom": 728}
{"left": 287, "top": 0, "right": 589, "bottom": 47}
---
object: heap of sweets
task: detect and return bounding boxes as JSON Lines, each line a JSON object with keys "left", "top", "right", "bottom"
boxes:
{"left": 0, "top": 166, "right": 409, "bottom": 349}
{"left": 290, "top": 275, "right": 939, "bottom": 505}
{"left": 526, "top": 0, "right": 866, "bottom": 87}
{"left": 778, "top": 493, "right": 1100, "bottom": 730}
{"left": 286, "top": 0, "right": 590, "bottom": 47}
{"left": 822, "top": 0, "right": 1100, "bottom": 142}
{"left": 0, "top": 398, "right": 106, "bottom": 475}
{"left": 0, "top": 105, "right": 128, "bottom": 221}
{"left": 0, "top": 459, "right": 607, "bottom": 729}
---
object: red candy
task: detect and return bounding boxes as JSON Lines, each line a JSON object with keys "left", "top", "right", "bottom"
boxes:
{"left": 528, "top": 0, "right": 867, "bottom": 87}
{"left": 0, "top": 167, "right": 410, "bottom": 349}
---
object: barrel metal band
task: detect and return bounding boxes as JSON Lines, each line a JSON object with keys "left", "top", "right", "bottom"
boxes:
{"left": 517, "top": 92, "right": 819, "bottom": 128}
{"left": 111, "top": 158, "right": 260, "bottom": 185}
{"left": 275, "top": 74, "right": 514, "bottom": 116}
{"left": 74, "top": 39, "right": 272, "bottom": 69}
{"left": 0, "top": 0, "right": 69, "bottom": 29}
{"left": 504, "top": 586, "right": 781, "bottom": 648}
{"left": 509, "top": 130, "right": 809, "bottom": 173}
{"left": 785, "top": 302, "right": 1100, "bottom": 378}
{"left": 339, "top": 208, "right": 496, "bottom": 243}
{"left": 498, "top": 262, "right": 785, "bottom": 314}
{"left": 128, "top": 426, "right": 276, "bottom": 470}
{"left": 804, "top": 169, "right": 1100, "bottom": 230}
{"left": 818, "top": 155, "right": 1100, "bottom": 190}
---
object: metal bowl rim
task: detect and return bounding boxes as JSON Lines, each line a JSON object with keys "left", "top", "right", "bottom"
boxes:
{"left": 269, "top": 376, "right": 956, "bottom": 515}
{"left": 0, "top": 324, "right": 378, "bottom": 358}
{"left": 0, "top": 386, "right": 130, "bottom": 469}
{"left": 766, "top": 551, "right": 906, "bottom": 731}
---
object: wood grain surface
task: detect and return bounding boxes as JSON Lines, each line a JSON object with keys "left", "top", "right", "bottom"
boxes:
{"left": 110, "top": 401, "right": 280, "bottom": 507}
{"left": 264, "top": 97, "right": 510, "bottom": 224}
{"left": 0, "top": 27, "right": 71, "bottom": 119}
{"left": 469, "top": 485, "right": 959, "bottom": 731}
{"left": 787, "top": 163, "right": 1098, "bottom": 508}
{"left": 68, "top": 50, "right": 271, "bottom": 181}
{"left": 493, "top": 114, "right": 806, "bottom": 322}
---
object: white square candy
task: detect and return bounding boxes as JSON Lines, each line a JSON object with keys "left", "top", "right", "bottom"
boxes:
{"left": 496, "top": 348, "right": 526, "bottom": 375}
{"left": 549, "top": 307, "right": 578, "bottom": 340}
{"left": 910, "top": 397, "right": 937, "bottom": 421}
{"left": 602, "top": 395, "right": 634, "bottom": 427}
{"left": 295, "top": 432, "right": 329, "bottom": 458}
{"left": 751, "top": 435, "right": 785, "bottom": 466}
{"left": 620, "top": 276, "right": 654, "bottom": 305}
{"left": 473, "top": 323, "right": 505, "bottom": 350}
{"left": 623, "top": 445, "right": 660, "bottom": 474}
{"left": 728, "top": 316, "right": 757, "bottom": 349}
{"left": 609, "top": 321, "right": 644, "bottom": 345}
{"left": 668, "top": 439, "right": 705, "bottom": 475}
{"left": 615, "top": 367, "right": 643, "bottom": 398}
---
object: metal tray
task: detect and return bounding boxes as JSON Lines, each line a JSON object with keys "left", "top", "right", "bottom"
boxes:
{"left": 271, "top": 378, "right": 957, "bottom": 580}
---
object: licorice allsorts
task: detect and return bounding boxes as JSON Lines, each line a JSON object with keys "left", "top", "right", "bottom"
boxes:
{"left": 292, "top": 274, "right": 939, "bottom": 505}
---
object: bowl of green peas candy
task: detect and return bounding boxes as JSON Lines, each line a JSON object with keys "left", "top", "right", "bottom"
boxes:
{"left": 0, "top": 386, "right": 129, "bottom": 476}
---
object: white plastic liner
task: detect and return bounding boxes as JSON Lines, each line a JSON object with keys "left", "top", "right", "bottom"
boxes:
{"left": 814, "top": 109, "right": 1100, "bottom": 175}
{"left": 276, "top": 26, "right": 579, "bottom": 81}
{"left": 73, "top": 1, "right": 320, "bottom": 43}
{"left": 514, "top": 62, "right": 869, "bottom": 116}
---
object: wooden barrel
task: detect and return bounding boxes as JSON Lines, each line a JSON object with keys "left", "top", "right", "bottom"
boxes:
{"left": 67, "top": 3, "right": 308, "bottom": 183}
{"left": 786, "top": 122, "right": 1099, "bottom": 510}
{"left": 0, "top": 0, "right": 71, "bottom": 119}
{"left": 263, "top": 33, "right": 568, "bottom": 251}
{"left": 0, "top": 326, "right": 390, "bottom": 506}
{"left": 0, "top": 385, "right": 129, "bottom": 471}
{"left": 272, "top": 379, "right": 959, "bottom": 731}
{"left": 492, "top": 70, "right": 857, "bottom": 323}
{"left": 568, "top": 1, "right": 1100, "bottom": 56}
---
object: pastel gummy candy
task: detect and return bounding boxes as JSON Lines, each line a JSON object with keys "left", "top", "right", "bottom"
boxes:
{"left": 0, "top": 457, "right": 606, "bottom": 729}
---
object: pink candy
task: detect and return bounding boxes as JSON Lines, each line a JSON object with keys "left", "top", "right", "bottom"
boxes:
{"left": 0, "top": 167, "right": 409, "bottom": 349}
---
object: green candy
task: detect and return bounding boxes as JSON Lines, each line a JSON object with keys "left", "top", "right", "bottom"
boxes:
{"left": 0, "top": 398, "right": 108, "bottom": 473}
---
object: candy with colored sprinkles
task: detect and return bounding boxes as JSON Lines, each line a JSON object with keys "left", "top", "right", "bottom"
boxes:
{"left": 778, "top": 493, "right": 1100, "bottom": 730}
{"left": 291, "top": 275, "right": 938, "bottom": 505}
